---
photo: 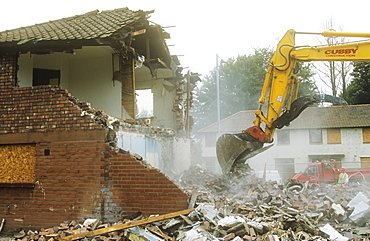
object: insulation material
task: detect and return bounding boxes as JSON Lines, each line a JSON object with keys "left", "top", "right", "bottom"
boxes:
{"left": 0, "top": 144, "right": 36, "bottom": 182}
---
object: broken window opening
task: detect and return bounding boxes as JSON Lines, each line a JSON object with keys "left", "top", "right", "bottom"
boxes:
{"left": 33, "top": 68, "right": 60, "bottom": 86}
{"left": 136, "top": 89, "right": 153, "bottom": 118}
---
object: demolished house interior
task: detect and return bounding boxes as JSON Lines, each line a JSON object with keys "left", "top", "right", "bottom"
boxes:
{"left": 0, "top": 7, "right": 198, "bottom": 232}
{"left": 1, "top": 7, "right": 370, "bottom": 241}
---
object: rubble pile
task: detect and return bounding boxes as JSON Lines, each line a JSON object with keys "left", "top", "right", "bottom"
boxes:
{"left": 174, "top": 165, "right": 370, "bottom": 240}
{"left": 78, "top": 103, "right": 176, "bottom": 138}
{"left": 4, "top": 165, "right": 370, "bottom": 241}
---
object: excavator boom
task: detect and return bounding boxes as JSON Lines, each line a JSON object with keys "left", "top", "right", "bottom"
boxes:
{"left": 217, "top": 29, "right": 370, "bottom": 174}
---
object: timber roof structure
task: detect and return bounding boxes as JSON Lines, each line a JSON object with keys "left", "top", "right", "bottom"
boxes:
{"left": 0, "top": 7, "right": 172, "bottom": 70}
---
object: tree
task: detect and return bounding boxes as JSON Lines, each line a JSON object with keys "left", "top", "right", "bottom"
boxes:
{"left": 313, "top": 19, "right": 352, "bottom": 96}
{"left": 341, "top": 61, "right": 370, "bottom": 104}
{"left": 191, "top": 48, "right": 317, "bottom": 131}
{"left": 296, "top": 62, "right": 318, "bottom": 97}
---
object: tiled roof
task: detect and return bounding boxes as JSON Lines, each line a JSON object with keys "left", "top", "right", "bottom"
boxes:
{"left": 287, "top": 104, "right": 370, "bottom": 129}
{"left": 197, "top": 110, "right": 255, "bottom": 133}
{"left": 0, "top": 8, "right": 148, "bottom": 44}
{"left": 198, "top": 104, "right": 370, "bottom": 133}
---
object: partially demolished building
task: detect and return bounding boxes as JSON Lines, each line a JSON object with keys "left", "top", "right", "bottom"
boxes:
{"left": 0, "top": 8, "right": 196, "bottom": 230}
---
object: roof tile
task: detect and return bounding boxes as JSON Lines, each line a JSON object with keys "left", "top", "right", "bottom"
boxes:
{"left": 0, "top": 8, "right": 148, "bottom": 44}
{"left": 198, "top": 104, "right": 370, "bottom": 133}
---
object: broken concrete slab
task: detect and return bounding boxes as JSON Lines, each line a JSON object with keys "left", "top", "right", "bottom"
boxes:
{"left": 126, "top": 226, "right": 165, "bottom": 241}
{"left": 319, "top": 223, "right": 349, "bottom": 241}
{"left": 349, "top": 201, "right": 369, "bottom": 222}
{"left": 178, "top": 226, "right": 219, "bottom": 241}
{"left": 348, "top": 191, "right": 370, "bottom": 207}
{"left": 331, "top": 203, "right": 346, "bottom": 216}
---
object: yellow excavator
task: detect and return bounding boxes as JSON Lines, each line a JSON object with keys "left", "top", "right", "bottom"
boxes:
{"left": 217, "top": 29, "right": 370, "bottom": 174}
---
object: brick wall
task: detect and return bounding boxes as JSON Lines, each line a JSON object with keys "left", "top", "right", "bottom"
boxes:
{"left": 0, "top": 53, "right": 17, "bottom": 91}
{"left": 1, "top": 140, "right": 107, "bottom": 229}
{"left": 0, "top": 54, "right": 188, "bottom": 231}
{"left": 107, "top": 149, "right": 189, "bottom": 218}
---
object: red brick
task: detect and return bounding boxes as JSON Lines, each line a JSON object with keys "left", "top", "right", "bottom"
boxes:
{"left": 0, "top": 54, "right": 188, "bottom": 231}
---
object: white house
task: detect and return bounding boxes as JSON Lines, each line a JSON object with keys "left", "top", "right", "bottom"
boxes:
{"left": 197, "top": 104, "right": 370, "bottom": 182}
{"left": 0, "top": 8, "right": 199, "bottom": 176}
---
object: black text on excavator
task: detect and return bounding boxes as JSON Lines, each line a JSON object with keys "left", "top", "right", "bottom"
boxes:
{"left": 217, "top": 29, "right": 370, "bottom": 174}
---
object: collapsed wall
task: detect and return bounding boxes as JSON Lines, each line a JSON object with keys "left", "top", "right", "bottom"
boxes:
{"left": 0, "top": 53, "right": 188, "bottom": 231}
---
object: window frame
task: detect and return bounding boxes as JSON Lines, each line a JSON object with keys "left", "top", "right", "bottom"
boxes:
{"left": 309, "top": 129, "right": 323, "bottom": 144}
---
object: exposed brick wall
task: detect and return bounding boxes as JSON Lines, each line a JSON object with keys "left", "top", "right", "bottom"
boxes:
{"left": 0, "top": 85, "right": 102, "bottom": 134}
{"left": 1, "top": 140, "right": 107, "bottom": 229}
{"left": 107, "top": 149, "right": 189, "bottom": 218}
{"left": 0, "top": 53, "right": 18, "bottom": 90}
{"left": 0, "top": 54, "right": 188, "bottom": 231}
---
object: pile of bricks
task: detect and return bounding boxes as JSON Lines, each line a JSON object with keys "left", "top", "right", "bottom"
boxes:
{"left": 5, "top": 165, "right": 370, "bottom": 240}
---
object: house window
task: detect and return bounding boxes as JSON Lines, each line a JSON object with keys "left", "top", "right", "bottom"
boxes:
{"left": 0, "top": 144, "right": 36, "bottom": 185}
{"left": 361, "top": 157, "right": 370, "bottom": 168}
{"left": 277, "top": 130, "right": 290, "bottom": 145}
{"left": 327, "top": 129, "right": 341, "bottom": 144}
{"left": 33, "top": 68, "right": 60, "bottom": 86}
{"left": 363, "top": 128, "right": 370, "bottom": 143}
{"left": 309, "top": 129, "right": 323, "bottom": 144}
{"left": 205, "top": 133, "right": 217, "bottom": 147}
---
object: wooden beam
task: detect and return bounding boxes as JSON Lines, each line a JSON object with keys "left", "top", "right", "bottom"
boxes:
{"left": 121, "top": 57, "right": 136, "bottom": 118}
{"left": 131, "top": 29, "right": 146, "bottom": 36}
{"left": 59, "top": 208, "right": 195, "bottom": 241}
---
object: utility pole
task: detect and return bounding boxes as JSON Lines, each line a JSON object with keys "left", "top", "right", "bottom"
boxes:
{"left": 216, "top": 54, "right": 221, "bottom": 137}
{"left": 186, "top": 71, "right": 191, "bottom": 138}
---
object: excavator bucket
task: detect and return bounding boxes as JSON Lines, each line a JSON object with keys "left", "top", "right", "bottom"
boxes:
{"left": 216, "top": 133, "right": 271, "bottom": 174}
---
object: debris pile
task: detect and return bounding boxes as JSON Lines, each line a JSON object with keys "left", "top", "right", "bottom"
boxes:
{"left": 78, "top": 102, "right": 176, "bottom": 137}
{"left": 4, "top": 165, "right": 370, "bottom": 240}
{"left": 175, "top": 165, "right": 370, "bottom": 240}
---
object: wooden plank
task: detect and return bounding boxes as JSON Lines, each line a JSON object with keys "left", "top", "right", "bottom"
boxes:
{"left": 363, "top": 128, "right": 370, "bottom": 143}
{"left": 59, "top": 208, "right": 195, "bottom": 241}
{"left": 131, "top": 29, "right": 146, "bottom": 36}
{"left": 327, "top": 128, "right": 341, "bottom": 144}
{"left": 361, "top": 157, "right": 370, "bottom": 168}
{"left": 146, "top": 226, "right": 173, "bottom": 241}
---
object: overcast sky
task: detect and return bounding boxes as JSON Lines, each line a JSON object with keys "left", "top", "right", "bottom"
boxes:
{"left": 2, "top": 0, "right": 370, "bottom": 82}
{"left": 3, "top": 1, "right": 362, "bottom": 174}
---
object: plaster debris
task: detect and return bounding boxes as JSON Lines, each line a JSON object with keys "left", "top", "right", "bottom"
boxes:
{"left": 4, "top": 165, "right": 370, "bottom": 240}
